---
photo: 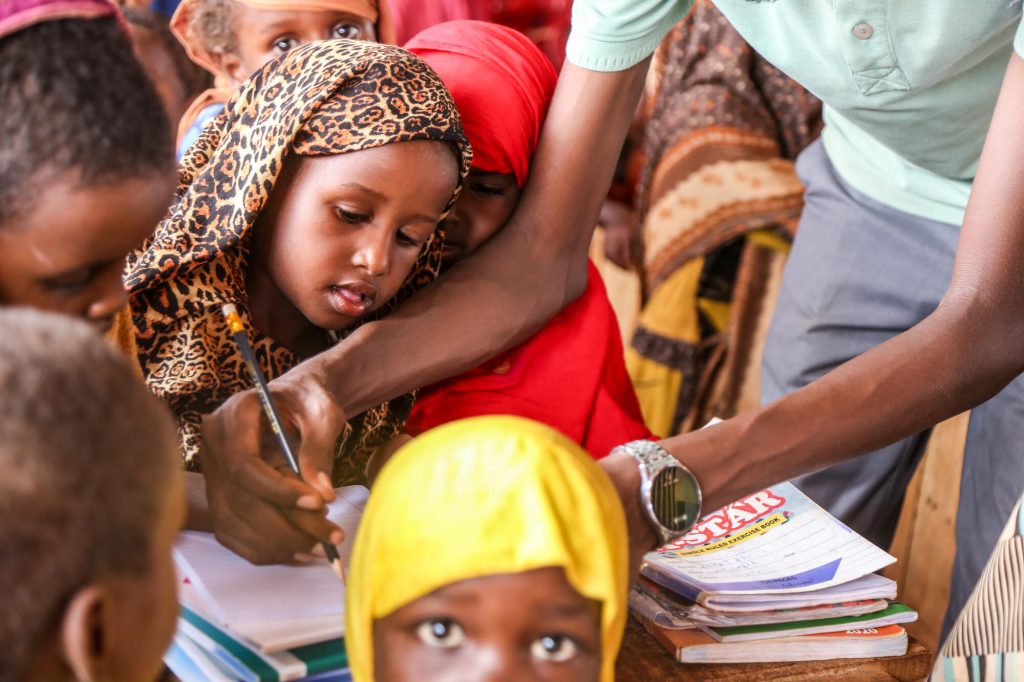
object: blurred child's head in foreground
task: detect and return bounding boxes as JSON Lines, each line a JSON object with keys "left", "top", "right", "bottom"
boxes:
{"left": 0, "top": 308, "right": 183, "bottom": 682}
{"left": 0, "top": 2, "right": 174, "bottom": 331}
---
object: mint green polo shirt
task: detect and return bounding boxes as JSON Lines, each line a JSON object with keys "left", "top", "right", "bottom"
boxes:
{"left": 567, "top": 1, "right": 1024, "bottom": 226}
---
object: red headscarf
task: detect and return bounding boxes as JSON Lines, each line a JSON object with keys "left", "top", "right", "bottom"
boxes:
{"left": 406, "top": 19, "right": 555, "bottom": 187}
{"left": 389, "top": 0, "right": 488, "bottom": 47}
{"left": 0, "top": 0, "right": 123, "bottom": 39}
{"left": 404, "top": 21, "right": 653, "bottom": 458}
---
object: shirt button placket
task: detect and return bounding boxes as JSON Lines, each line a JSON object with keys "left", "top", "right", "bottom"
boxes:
{"left": 833, "top": 0, "right": 910, "bottom": 95}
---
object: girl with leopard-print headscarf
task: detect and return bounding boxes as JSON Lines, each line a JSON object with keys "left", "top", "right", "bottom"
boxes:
{"left": 125, "top": 39, "right": 471, "bottom": 486}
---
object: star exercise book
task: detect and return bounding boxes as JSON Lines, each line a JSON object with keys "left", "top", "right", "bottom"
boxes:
{"left": 633, "top": 481, "right": 917, "bottom": 661}
{"left": 642, "top": 482, "right": 896, "bottom": 602}
{"left": 164, "top": 486, "right": 368, "bottom": 681}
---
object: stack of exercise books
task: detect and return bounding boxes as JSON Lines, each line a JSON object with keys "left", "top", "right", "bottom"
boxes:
{"left": 630, "top": 481, "right": 918, "bottom": 664}
{"left": 164, "top": 487, "right": 368, "bottom": 681}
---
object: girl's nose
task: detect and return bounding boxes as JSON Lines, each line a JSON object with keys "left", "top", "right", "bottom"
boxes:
{"left": 473, "top": 643, "right": 532, "bottom": 682}
{"left": 353, "top": 228, "right": 392, "bottom": 277}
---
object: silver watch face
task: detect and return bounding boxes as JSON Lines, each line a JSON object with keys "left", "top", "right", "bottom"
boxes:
{"left": 650, "top": 466, "right": 701, "bottom": 532}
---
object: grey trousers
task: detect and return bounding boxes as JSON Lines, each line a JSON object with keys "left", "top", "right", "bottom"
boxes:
{"left": 760, "top": 140, "right": 1024, "bottom": 639}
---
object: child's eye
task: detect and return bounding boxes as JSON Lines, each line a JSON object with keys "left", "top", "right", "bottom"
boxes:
{"left": 272, "top": 36, "right": 299, "bottom": 53}
{"left": 41, "top": 268, "right": 95, "bottom": 294}
{"left": 335, "top": 207, "right": 369, "bottom": 224}
{"left": 415, "top": 619, "right": 466, "bottom": 648}
{"left": 397, "top": 228, "right": 428, "bottom": 248}
{"left": 470, "top": 182, "right": 506, "bottom": 198}
{"left": 530, "top": 634, "right": 579, "bottom": 663}
{"left": 332, "top": 22, "right": 363, "bottom": 40}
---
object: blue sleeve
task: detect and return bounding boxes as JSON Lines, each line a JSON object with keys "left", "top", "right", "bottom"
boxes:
{"left": 177, "top": 103, "right": 225, "bottom": 161}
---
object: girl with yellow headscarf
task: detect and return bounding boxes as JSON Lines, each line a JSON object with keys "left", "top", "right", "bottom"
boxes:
{"left": 347, "top": 416, "right": 629, "bottom": 682}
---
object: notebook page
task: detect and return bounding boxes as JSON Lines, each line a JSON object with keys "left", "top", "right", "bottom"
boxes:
{"left": 179, "top": 577, "right": 344, "bottom": 653}
{"left": 643, "top": 482, "right": 896, "bottom": 596}
{"left": 174, "top": 486, "right": 368, "bottom": 626}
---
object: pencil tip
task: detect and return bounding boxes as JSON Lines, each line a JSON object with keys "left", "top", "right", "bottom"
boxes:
{"left": 331, "top": 557, "right": 347, "bottom": 584}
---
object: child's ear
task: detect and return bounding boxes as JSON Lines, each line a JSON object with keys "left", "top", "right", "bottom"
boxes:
{"left": 60, "top": 584, "right": 113, "bottom": 682}
{"left": 210, "top": 50, "right": 246, "bottom": 88}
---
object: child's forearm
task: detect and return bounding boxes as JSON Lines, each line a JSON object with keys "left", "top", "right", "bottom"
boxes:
{"left": 184, "top": 471, "right": 212, "bottom": 532}
{"left": 365, "top": 433, "right": 412, "bottom": 486}
{"left": 305, "top": 61, "right": 651, "bottom": 417}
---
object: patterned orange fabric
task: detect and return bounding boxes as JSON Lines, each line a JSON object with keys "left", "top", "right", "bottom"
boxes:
{"left": 125, "top": 40, "right": 471, "bottom": 482}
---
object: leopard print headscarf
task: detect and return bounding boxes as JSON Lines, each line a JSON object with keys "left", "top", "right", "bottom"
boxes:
{"left": 125, "top": 39, "right": 471, "bottom": 483}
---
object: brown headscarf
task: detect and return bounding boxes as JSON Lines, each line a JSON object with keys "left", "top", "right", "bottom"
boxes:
{"left": 125, "top": 39, "right": 471, "bottom": 482}
{"left": 635, "top": 0, "right": 822, "bottom": 291}
{"left": 626, "top": 0, "right": 822, "bottom": 436}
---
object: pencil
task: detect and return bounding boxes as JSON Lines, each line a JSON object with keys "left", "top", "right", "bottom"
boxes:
{"left": 220, "top": 303, "right": 346, "bottom": 583}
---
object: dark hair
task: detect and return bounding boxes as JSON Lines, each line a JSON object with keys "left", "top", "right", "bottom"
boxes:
{"left": 0, "top": 309, "right": 178, "bottom": 681}
{"left": 0, "top": 16, "right": 174, "bottom": 224}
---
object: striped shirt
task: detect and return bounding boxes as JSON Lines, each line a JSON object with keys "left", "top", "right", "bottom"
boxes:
{"left": 932, "top": 493, "right": 1024, "bottom": 681}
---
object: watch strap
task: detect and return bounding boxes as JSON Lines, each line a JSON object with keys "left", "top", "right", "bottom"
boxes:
{"left": 613, "top": 439, "right": 702, "bottom": 545}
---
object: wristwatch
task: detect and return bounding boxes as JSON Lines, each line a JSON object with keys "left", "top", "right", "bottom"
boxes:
{"left": 610, "top": 440, "right": 702, "bottom": 546}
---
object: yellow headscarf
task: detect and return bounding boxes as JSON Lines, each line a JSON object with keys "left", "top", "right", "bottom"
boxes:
{"left": 346, "top": 416, "right": 629, "bottom": 682}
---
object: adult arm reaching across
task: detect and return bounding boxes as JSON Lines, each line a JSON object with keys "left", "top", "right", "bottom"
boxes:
{"left": 198, "top": 8, "right": 668, "bottom": 562}
{"left": 605, "top": 51, "right": 1024, "bottom": 560}
{"left": 204, "top": 0, "right": 1024, "bottom": 586}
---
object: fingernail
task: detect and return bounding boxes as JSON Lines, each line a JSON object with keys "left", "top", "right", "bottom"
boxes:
{"left": 330, "top": 530, "right": 345, "bottom": 545}
{"left": 294, "top": 552, "right": 316, "bottom": 563}
{"left": 318, "top": 472, "right": 335, "bottom": 499}
{"left": 296, "top": 495, "right": 322, "bottom": 510}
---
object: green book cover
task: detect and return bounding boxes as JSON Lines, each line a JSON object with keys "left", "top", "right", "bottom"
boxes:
{"left": 181, "top": 605, "right": 347, "bottom": 681}
{"left": 703, "top": 602, "right": 917, "bottom": 643}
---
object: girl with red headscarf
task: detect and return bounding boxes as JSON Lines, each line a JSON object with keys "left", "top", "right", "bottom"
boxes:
{"left": 402, "top": 20, "right": 653, "bottom": 459}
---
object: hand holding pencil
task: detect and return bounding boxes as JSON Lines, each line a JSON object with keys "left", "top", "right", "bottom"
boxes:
{"left": 221, "top": 303, "right": 348, "bottom": 583}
